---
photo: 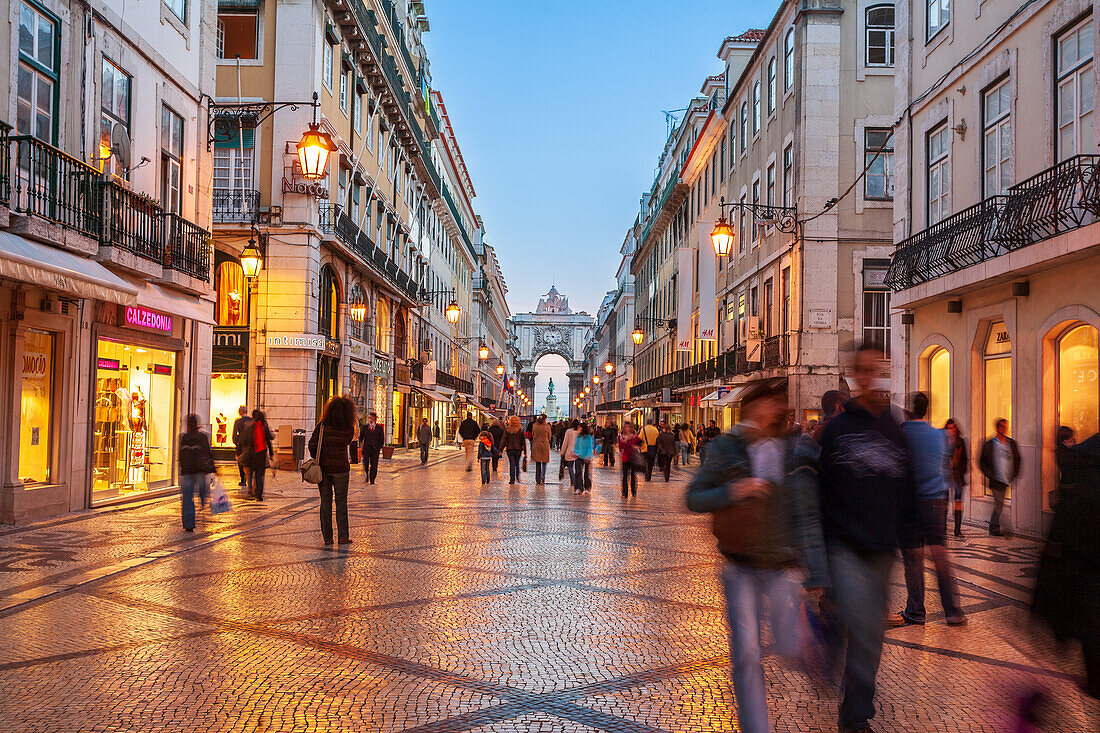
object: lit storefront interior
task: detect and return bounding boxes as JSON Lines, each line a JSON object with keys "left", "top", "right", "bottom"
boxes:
{"left": 1057, "top": 324, "right": 1099, "bottom": 439}
{"left": 982, "top": 322, "right": 1012, "bottom": 499}
{"left": 19, "top": 329, "right": 56, "bottom": 484}
{"left": 92, "top": 340, "right": 177, "bottom": 499}
{"left": 211, "top": 258, "right": 249, "bottom": 456}
{"left": 927, "top": 346, "right": 951, "bottom": 429}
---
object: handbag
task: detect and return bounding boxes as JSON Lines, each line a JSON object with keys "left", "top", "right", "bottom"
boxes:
{"left": 299, "top": 425, "right": 324, "bottom": 484}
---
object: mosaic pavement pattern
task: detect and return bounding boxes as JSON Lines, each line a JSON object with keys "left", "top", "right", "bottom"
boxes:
{"left": 0, "top": 451, "right": 1096, "bottom": 732}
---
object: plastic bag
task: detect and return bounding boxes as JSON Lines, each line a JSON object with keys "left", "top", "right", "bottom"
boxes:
{"left": 210, "top": 477, "right": 233, "bottom": 515}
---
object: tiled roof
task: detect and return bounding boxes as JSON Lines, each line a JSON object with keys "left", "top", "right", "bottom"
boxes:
{"left": 729, "top": 29, "right": 766, "bottom": 43}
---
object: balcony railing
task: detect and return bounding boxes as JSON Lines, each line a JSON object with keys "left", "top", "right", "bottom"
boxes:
{"left": 318, "top": 202, "right": 420, "bottom": 301}
{"left": 628, "top": 339, "right": 791, "bottom": 398}
{"left": 0, "top": 122, "right": 11, "bottom": 206}
{"left": 437, "top": 369, "right": 473, "bottom": 395}
{"left": 212, "top": 188, "right": 260, "bottom": 223}
{"left": 7, "top": 135, "right": 102, "bottom": 238}
{"left": 162, "top": 212, "right": 211, "bottom": 281}
{"left": 99, "top": 182, "right": 164, "bottom": 263}
{"left": 887, "top": 155, "right": 1100, "bottom": 291}
{"left": 763, "top": 334, "right": 788, "bottom": 368}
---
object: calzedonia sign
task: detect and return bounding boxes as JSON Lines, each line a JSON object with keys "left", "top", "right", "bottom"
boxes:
{"left": 120, "top": 305, "right": 174, "bottom": 334}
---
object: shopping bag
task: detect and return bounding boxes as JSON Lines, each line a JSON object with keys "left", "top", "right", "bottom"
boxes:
{"left": 522, "top": 455, "right": 528, "bottom": 472}
{"left": 210, "top": 477, "right": 233, "bottom": 515}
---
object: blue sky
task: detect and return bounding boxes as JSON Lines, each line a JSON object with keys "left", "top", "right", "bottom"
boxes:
{"left": 422, "top": 1, "right": 779, "bottom": 317}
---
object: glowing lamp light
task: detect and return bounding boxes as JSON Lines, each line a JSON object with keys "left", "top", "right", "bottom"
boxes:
{"left": 478, "top": 345, "right": 490, "bottom": 360}
{"left": 591, "top": 375, "right": 600, "bottom": 385}
{"left": 710, "top": 215, "right": 735, "bottom": 257}
{"left": 240, "top": 239, "right": 263, "bottom": 278}
{"left": 496, "top": 363, "right": 505, "bottom": 376}
{"left": 632, "top": 327, "right": 644, "bottom": 346}
{"left": 349, "top": 301, "right": 366, "bottom": 322}
{"left": 508, "top": 378, "right": 515, "bottom": 388}
{"left": 604, "top": 361, "right": 614, "bottom": 374}
{"left": 445, "top": 301, "right": 461, "bottom": 324}
{"left": 584, "top": 386, "right": 591, "bottom": 394}
{"left": 296, "top": 124, "right": 337, "bottom": 180}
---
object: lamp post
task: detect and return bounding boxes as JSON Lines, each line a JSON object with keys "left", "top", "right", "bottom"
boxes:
{"left": 709, "top": 196, "right": 798, "bottom": 256}
{"left": 209, "top": 92, "right": 334, "bottom": 181}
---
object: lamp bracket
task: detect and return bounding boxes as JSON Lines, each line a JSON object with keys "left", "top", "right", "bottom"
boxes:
{"left": 716, "top": 197, "right": 798, "bottom": 234}
{"left": 207, "top": 96, "right": 321, "bottom": 149}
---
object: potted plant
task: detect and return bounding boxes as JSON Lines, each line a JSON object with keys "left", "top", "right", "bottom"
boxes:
{"left": 382, "top": 444, "right": 395, "bottom": 460}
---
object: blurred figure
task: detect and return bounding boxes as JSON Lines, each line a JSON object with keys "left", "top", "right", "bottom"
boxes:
{"left": 641, "top": 418, "right": 660, "bottom": 481}
{"left": 619, "top": 423, "right": 644, "bottom": 497}
{"left": 812, "top": 389, "right": 845, "bottom": 443}
{"left": 944, "top": 418, "right": 968, "bottom": 536}
{"left": 687, "top": 378, "right": 828, "bottom": 733}
{"left": 432, "top": 420, "right": 441, "bottom": 446}
{"left": 231, "top": 405, "right": 251, "bottom": 488}
{"left": 818, "top": 344, "right": 916, "bottom": 733}
{"left": 899, "top": 393, "right": 966, "bottom": 626}
{"left": 308, "top": 397, "right": 357, "bottom": 546}
{"left": 572, "top": 423, "right": 594, "bottom": 494}
{"left": 503, "top": 415, "right": 527, "bottom": 485}
{"left": 979, "top": 418, "right": 1020, "bottom": 536}
{"left": 458, "top": 412, "right": 480, "bottom": 472}
{"left": 679, "top": 423, "right": 696, "bottom": 466}
{"left": 1053, "top": 425, "right": 1077, "bottom": 510}
{"left": 477, "top": 430, "right": 494, "bottom": 484}
{"left": 246, "top": 409, "right": 275, "bottom": 501}
{"left": 601, "top": 418, "right": 619, "bottom": 467}
{"left": 560, "top": 419, "right": 579, "bottom": 482}
{"left": 531, "top": 415, "right": 551, "bottom": 484}
{"left": 1033, "top": 430, "right": 1100, "bottom": 701}
{"left": 178, "top": 413, "right": 215, "bottom": 532}
{"left": 489, "top": 418, "right": 505, "bottom": 473}
{"left": 416, "top": 417, "right": 433, "bottom": 464}
{"left": 699, "top": 420, "right": 721, "bottom": 463}
{"left": 656, "top": 421, "right": 677, "bottom": 481}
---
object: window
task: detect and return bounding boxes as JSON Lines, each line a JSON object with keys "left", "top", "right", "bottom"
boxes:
{"left": 214, "top": 260, "right": 248, "bottom": 327}
{"left": 927, "top": 0, "right": 949, "bottom": 41}
{"left": 865, "top": 128, "right": 894, "bottom": 200}
{"left": 983, "top": 80, "right": 1012, "bottom": 195}
{"left": 353, "top": 89, "right": 362, "bottom": 133}
{"left": 928, "top": 347, "right": 951, "bottom": 429}
{"left": 1058, "top": 323, "right": 1099, "bottom": 451}
{"left": 862, "top": 289, "right": 891, "bottom": 356}
{"left": 339, "top": 69, "right": 349, "bottom": 114}
{"left": 349, "top": 284, "right": 368, "bottom": 342}
{"left": 160, "top": 106, "right": 183, "bottom": 213}
{"left": 17, "top": 2, "right": 57, "bottom": 141}
{"left": 784, "top": 28, "right": 795, "bottom": 91}
{"left": 752, "top": 81, "right": 761, "bottom": 134}
{"left": 318, "top": 265, "right": 339, "bottom": 338}
{"left": 213, "top": 137, "right": 254, "bottom": 193}
{"left": 166, "top": 0, "right": 186, "bottom": 23}
{"left": 927, "top": 124, "right": 950, "bottom": 225}
{"left": 217, "top": 12, "right": 257, "bottom": 59}
{"left": 781, "top": 266, "right": 791, "bottom": 334}
{"left": 983, "top": 321, "right": 1013, "bottom": 497}
{"left": 767, "top": 57, "right": 777, "bottom": 114}
{"left": 100, "top": 59, "right": 131, "bottom": 178}
{"left": 19, "top": 329, "right": 55, "bottom": 484}
{"left": 1057, "top": 18, "right": 1094, "bottom": 161}
{"left": 738, "top": 194, "right": 747, "bottom": 252}
{"left": 322, "top": 39, "right": 333, "bottom": 91}
{"left": 740, "top": 102, "right": 748, "bottom": 151}
{"left": 766, "top": 164, "right": 776, "bottom": 208}
{"left": 764, "top": 280, "right": 774, "bottom": 337}
{"left": 720, "top": 136, "right": 727, "bottom": 181}
{"left": 866, "top": 5, "right": 895, "bottom": 66}
{"left": 783, "top": 144, "right": 794, "bottom": 207}
{"left": 751, "top": 180, "right": 760, "bottom": 243}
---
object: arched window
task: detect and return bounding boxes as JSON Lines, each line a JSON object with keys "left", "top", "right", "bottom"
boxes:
{"left": 1057, "top": 323, "right": 1099, "bottom": 440}
{"left": 393, "top": 308, "right": 407, "bottom": 361}
{"left": 214, "top": 260, "right": 247, "bottom": 327}
{"left": 928, "top": 347, "right": 951, "bottom": 428}
{"left": 348, "top": 283, "right": 367, "bottom": 342}
{"left": 866, "top": 5, "right": 895, "bottom": 67}
{"left": 752, "top": 81, "right": 761, "bottom": 134}
{"left": 767, "top": 57, "right": 777, "bottom": 114}
{"left": 318, "top": 264, "right": 340, "bottom": 338}
{"left": 784, "top": 28, "right": 795, "bottom": 90}
{"left": 375, "top": 296, "right": 390, "bottom": 352}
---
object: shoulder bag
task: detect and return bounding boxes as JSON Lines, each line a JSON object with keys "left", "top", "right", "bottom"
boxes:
{"left": 299, "top": 425, "right": 324, "bottom": 484}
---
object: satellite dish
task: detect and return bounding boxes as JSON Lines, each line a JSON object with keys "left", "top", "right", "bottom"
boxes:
{"left": 110, "top": 124, "right": 131, "bottom": 171}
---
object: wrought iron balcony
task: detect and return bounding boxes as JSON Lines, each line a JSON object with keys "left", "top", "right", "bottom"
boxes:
{"left": 763, "top": 334, "right": 788, "bottom": 368}
{"left": 5, "top": 134, "right": 103, "bottom": 238}
{"left": 0, "top": 121, "right": 10, "bottom": 207}
{"left": 437, "top": 368, "right": 473, "bottom": 395}
{"left": 212, "top": 188, "right": 260, "bottom": 223}
{"left": 99, "top": 181, "right": 164, "bottom": 263}
{"left": 161, "top": 212, "right": 211, "bottom": 281}
{"left": 318, "top": 203, "right": 419, "bottom": 301}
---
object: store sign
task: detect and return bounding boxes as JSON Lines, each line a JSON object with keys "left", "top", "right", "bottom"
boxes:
{"left": 281, "top": 177, "right": 329, "bottom": 198}
{"left": 374, "top": 356, "right": 391, "bottom": 376}
{"left": 863, "top": 268, "right": 889, "bottom": 289}
{"left": 23, "top": 351, "right": 49, "bottom": 379}
{"left": 213, "top": 328, "right": 248, "bottom": 349}
{"left": 153, "top": 364, "right": 173, "bottom": 376}
{"left": 323, "top": 338, "right": 342, "bottom": 358}
{"left": 97, "top": 358, "right": 120, "bottom": 370}
{"left": 808, "top": 309, "right": 833, "bottom": 329}
{"left": 123, "top": 306, "right": 173, "bottom": 334}
{"left": 985, "top": 322, "right": 1012, "bottom": 356}
{"left": 268, "top": 334, "right": 326, "bottom": 349}
{"left": 746, "top": 338, "right": 763, "bottom": 364}
{"left": 348, "top": 339, "right": 368, "bottom": 361}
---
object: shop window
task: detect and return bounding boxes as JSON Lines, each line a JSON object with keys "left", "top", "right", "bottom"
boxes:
{"left": 217, "top": 12, "right": 258, "bottom": 60}
{"left": 19, "top": 329, "right": 55, "bottom": 484}
{"left": 93, "top": 340, "right": 177, "bottom": 498}
{"left": 318, "top": 264, "right": 340, "bottom": 338}
{"left": 927, "top": 347, "right": 951, "bottom": 428}
{"left": 375, "top": 297, "right": 390, "bottom": 352}
{"left": 1057, "top": 323, "right": 1099, "bottom": 441}
{"left": 215, "top": 260, "right": 248, "bottom": 326}
{"left": 983, "top": 321, "right": 1013, "bottom": 497}
{"left": 348, "top": 284, "right": 368, "bottom": 341}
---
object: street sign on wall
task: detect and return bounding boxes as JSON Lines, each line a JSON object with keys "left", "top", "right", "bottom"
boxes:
{"left": 746, "top": 338, "right": 763, "bottom": 364}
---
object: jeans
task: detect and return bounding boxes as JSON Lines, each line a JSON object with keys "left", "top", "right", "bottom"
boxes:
{"left": 507, "top": 449, "right": 523, "bottom": 483}
{"left": 463, "top": 440, "right": 476, "bottom": 470}
{"left": 180, "top": 473, "right": 209, "bottom": 530}
{"left": 720, "top": 563, "right": 805, "bottom": 733}
{"left": 420, "top": 444, "right": 429, "bottom": 464}
{"left": 236, "top": 456, "right": 246, "bottom": 485}
{"left": 621, "top": 463, "right": 637, "bottom": 495}
{"left": 535, "top": 461, "right": 547, "bottom": 484}
{"left": 658, "top": 454, "right": 672, "bottom": 481}
{"left": 492, "top": 449, "right": 500, "bottom": 472}
{"left": 679, "top": 443, "right": 691, "bottom": 465}
{"left": 903, "top": 498, "right": 962, "bottom": 620}
{"left": 560, "top": 456, "right": 575, "bottom": 483}
{"left": 644, "top": 450, "right": 656, "bottom": 481}
{"left": 572, "top": 458, "right": 588, "bottom": 492}
{"left": 249, "top": 453, "right": 268, "bottom": 500}
{"left": 480, "top": 459, "right": 491, "bottom": 483}
{"left": 318, "top": 471, "right": 350, "bottom": 543}
{"left": 828, "top": 544, "right": 894, "bottom": 730}
{"left": 988, "top": 483, "right": 1008, "bottom": 533}
{"left": 363, "top": 449, "right": 380, "bottom": 484}
{"left": 603, "top": 449, "right": 615, "bottom": 467}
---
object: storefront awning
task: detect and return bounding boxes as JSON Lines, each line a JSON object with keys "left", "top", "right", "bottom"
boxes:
{"left": 413, "top": 386, "right": 452, "bottom": 402}
{"left": 701, "top": 389, "right": 724, "bottom": 402}
{"left": 116, "top": 274, "right": 216, "bottom": 326}
{"left": 0, "top": 232, "right": 137, "bottom": 304}
{"left": 714, "top": 386, "right": 748, "bottom": 406}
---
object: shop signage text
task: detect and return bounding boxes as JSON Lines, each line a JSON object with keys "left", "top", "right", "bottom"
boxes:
{"left": 281, "top": 177, "right": 329, "bottom": 198}
{"left": 213, "top": 328, "right": 248, "bottom": 349}
{"left": 268, "top": 334, "right": 326, "bottom": 350}
{"left": 97, "top": 358, "right": 120, "bottom": 370}
{"left": 124, "top": 306, "right": 173, "bottom": 334}
{"left": 323, "top": 338, "right": 342, "bottom": 358}
{"left": 153, "top": 364, "right": 172, "bottom": 376}
{"left": 23, "top": 351, "right": 48, "bottom": 378}
{"left": 373, "top": 356, "right": 391, "bottom": 376}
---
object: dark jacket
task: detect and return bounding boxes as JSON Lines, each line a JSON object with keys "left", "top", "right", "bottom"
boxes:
{"left": 818, "top": 400, "right": 916, "bottom": 554}
{"left": 416, "top": 423, "right": 433, "bottom": 446}
{"left": 231, "top": 416, "right": 251, "bottom": 454}
{"left": 601, "top": 425, "right": 619, "bottom": 452}
{"left": 488, "top": 423, "right": 505, "bottom": 453}
{"left": 179, "top": 430, "right": 216, "bottom": 474}
{"left": 477, "top": 438, "right": 494, "bottom": 460}
{"left": 308, "top": 423, "right": 356, "bottom": 474}
{"left": 359, "top": 422, "right": 385, "bottom": 453}
{"left": 948, "top": 435, "right": 969, "bottom": 489}
{"left": 686, "top": 426, "right": 829, "bottom": 588}
{"left": 243, "top": 420, "right": 275, "bottom": 461}
{"left": 655, "top": 430, "right": 677, "bottom": 456}
{"left": 503, "top": 428, "right": 526, "bottom": 453}
{"left": 979, "top": 435, "right": 1021, "bottom": 488}
{"left": 458, "top": 418, "right": 480, "bottom": 441}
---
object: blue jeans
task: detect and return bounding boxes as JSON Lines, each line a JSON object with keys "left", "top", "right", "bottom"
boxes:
{"left": 480, "top": 459, "right": 491, "bottom": 483}
{"left": 507, "top": 449, "right": 522, "bottom": 483}
{"left": 720, "top": 563, "right": 804, "bottom": 733}
{"left": 679, "top": 442, "right": 691, "bottom": 465}
{"left": 828, "top": 544, "right": 894, "bottom": 730}
{"left": 180, "top": 473, "right": 209, "bottom": 530}
{"left": 572, "top": 458, "right": 588, "bottom": 491}
{"left": 535, "top": 461, "right": 547, "bottom": 484}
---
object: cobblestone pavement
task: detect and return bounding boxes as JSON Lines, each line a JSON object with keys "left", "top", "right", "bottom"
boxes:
{"left": 0, "top": 450, "right": 1096, "bottom": 732}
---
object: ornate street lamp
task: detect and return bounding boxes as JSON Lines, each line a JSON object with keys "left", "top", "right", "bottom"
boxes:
{"left": 632, "top": 327, "right": 644, "bottom": 346}
{"left": 445, "top": 300, "right": 461, "bottom": 324}
{"left": 478, "top": 344, "right": 489, "bottom": 360}
{"left": 604, "top": 361, "right": 614, "bottom": 374}
{"left": 709, "top": 215, "right": 735, "bottom": 257}
{"left": 591, "top": 375, "right": 600, "bottom": 385}
{"left": 508, "top": 378, "right": 515, "bottom": 388}
{"left": 240, "top": 235, "right": 263, "bottom": 279}
{"left": 496, "top": 363, "right": 505, "bottom": 376}
{"left": 584, "top": 386, "right": 591, "bottom": 394}
{"left": 710, "top": 195, "right": 798, "bottom": 256}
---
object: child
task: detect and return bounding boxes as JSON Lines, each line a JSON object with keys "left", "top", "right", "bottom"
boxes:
{"left": 477, "top": 430, "right": 494, "bottom": 484}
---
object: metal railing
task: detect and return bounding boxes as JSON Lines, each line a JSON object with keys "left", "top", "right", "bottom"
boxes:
{"left": 7, "top": 135, "right": 102, "bottom": 238}
{"left": 437, "top": 368, "right": 474, "bottom": 395}
{"left": 763, "top": 334, "right": 788, "bottom": 368}
{"left": 162, "top": 212, "right": 211, "bottom": 281}
{"left": 0, "top": 122, "right": 11, "bottom": 206}
{"left": 628, "top": 338, "right": 792, "bottom": 398}
{"left": 99, "top": 181, "right": 164, "bottom": 263}
{"left": 212, "top": 188, "right": 260, "bottom": 223}
{"left": 319, "top": 202, "right": 419, "bottom": 301}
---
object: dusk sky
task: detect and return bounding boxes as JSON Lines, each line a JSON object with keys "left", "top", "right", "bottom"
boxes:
{"left": 422, "top": 1, "right": 779, "bottom": 317}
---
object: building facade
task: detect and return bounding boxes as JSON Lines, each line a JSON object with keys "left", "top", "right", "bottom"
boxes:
{"left": 886, "top": 0, "right": 1099, "bottom": 536}
{"left": 1, "top": 0, "right": 216, "bottom": 522}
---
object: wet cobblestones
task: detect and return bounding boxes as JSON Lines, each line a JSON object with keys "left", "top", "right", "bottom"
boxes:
{"left": 0, "top": 452, "right": 1096, "bottom": 731}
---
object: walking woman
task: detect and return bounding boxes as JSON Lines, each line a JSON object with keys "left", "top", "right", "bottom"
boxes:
{"left": 531, "top": 414, "right": 551, "bottom": 484}
{"left": 678, "top": 423, "right": 694, "bottom": 466}
{"left": 573, "top": 423, "right": 594, "bottom": 494}
{"left": 618, "top": 422, "right": 643, "bottom": 497}
{"left": 503, "top": 415, "right": 527, "bottom": 485}
{"left": 944, "top": 418, "right": 968, "bottom": 537}
{"left": 308, "top": 396, "right": 358, "bottom": 546}
{"left": 246, "top": 409, "right": 275, "bottom": 501}
{"left": 178, "top": 414, "right": 215, "bottom": 532}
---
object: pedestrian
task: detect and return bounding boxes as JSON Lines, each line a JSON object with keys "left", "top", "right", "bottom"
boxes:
{"left": 359, "top": 411, "right": 384, "bottom": 485}
{"left": 433, "top": 420, "right": 441, "bottom": 446}
{"left": 686, "top": 378, "right": 829, "bottom": 733}
{"left": 458, "top": 412, "right": 480, "bottom": 472}
{"left": 656, "top": 421, "right": 677, "bottom": 481}
{"left": 308, "top": 396, "right": 357, "bottom": 546}
{"left": 618, "top": 423, "right": 644, "bottom": 497}
{"left": 231, "top": 405, "right": 250, "bottom": 489}
{"left": 559, "top": 419, "right": 579, "bottom": 483}
{"left": 678, "top": 423, "right": 695, "bottom": 466}
{"left": 503, "top": 415, "right": 527, "bottom": 485}
{"left": 700, "top": 420, "right": 721, "bottom": 462}
{"left": 572, "top": 423, "right": 594, "bottom": 494}
{"left": 417, "top": 417, "right": 433, "bottom": 464}
{"left": 179, "top": 413, "right": 216, "bottom": 532}
{"left": 1053, "top": 425, "right": 1077, "bottom": 510}
{"left": 817, "top": 344, "right": 917, "bottom": 733}
{"left": 898, "top": 393, "right": 966, "bottom": 626}
{"left": 812, "top": 389, "right": 845, "bottom": 443}
{"left": 245, "top": 409, "right": 275, "bottom": 501}
{"left": 477, "top": 430, "right": 494, "bottom": 484}
{"left": 489, "top": 418, "right": 505, "bottom": 473}
{"left": 600, "top": 418, "right": 618, "bottom": 467}
{"left": 944, "top": 418, "right": 968, "bottom": 537}
{"left": 639, "top": 418, "right": 660, "bottom": 481}
{"left": 979, "top": 418, "right": 1021, "bottom": 536}
{"left": 1032, "top": 430, "right": 1100, "bottom": 701}
{"left": 531, "top": 414, "right": 551, "bottom": 484}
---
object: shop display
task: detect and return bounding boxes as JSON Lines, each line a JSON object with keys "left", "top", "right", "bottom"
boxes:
{"left": 18, "top": 329, "right": 55, "bottom": 484}
{"left": 210, "top": 372, "right": 247, "bottom": 449}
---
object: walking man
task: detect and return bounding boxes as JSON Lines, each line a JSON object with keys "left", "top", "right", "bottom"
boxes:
{"left": 231, "top": 405, "right": 251, "bottom": 489}
{"left": 899, "top": 393, "right": 966, "bottom": 626}
{"left": 559, "top": 419, "right": 579, "bottom": 483}
{"left": 417, "top": 417, "right": 433, "bottom": 465}
{"left": 432, "top": 420, "right": 441, "bottom": 447}
{"left": 489, "top": 418, "right": 505, "bottom": 473}
{"left": 979, "top": 418, "right": 1020, "bottom": 536}
{"left": 601, "top": 418, "right": 618, "bottom": 467}
{"left": 359, "top": 411, "right": 384, "bottom": 485}
{"left": 656, "top": 421, "right": 677, "bottom": 481}
{"left": 640, "top": 418, "right": 660, "bottom": 481}
{"left": 458, "top": 412, "right": 480, "bottom": 472}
